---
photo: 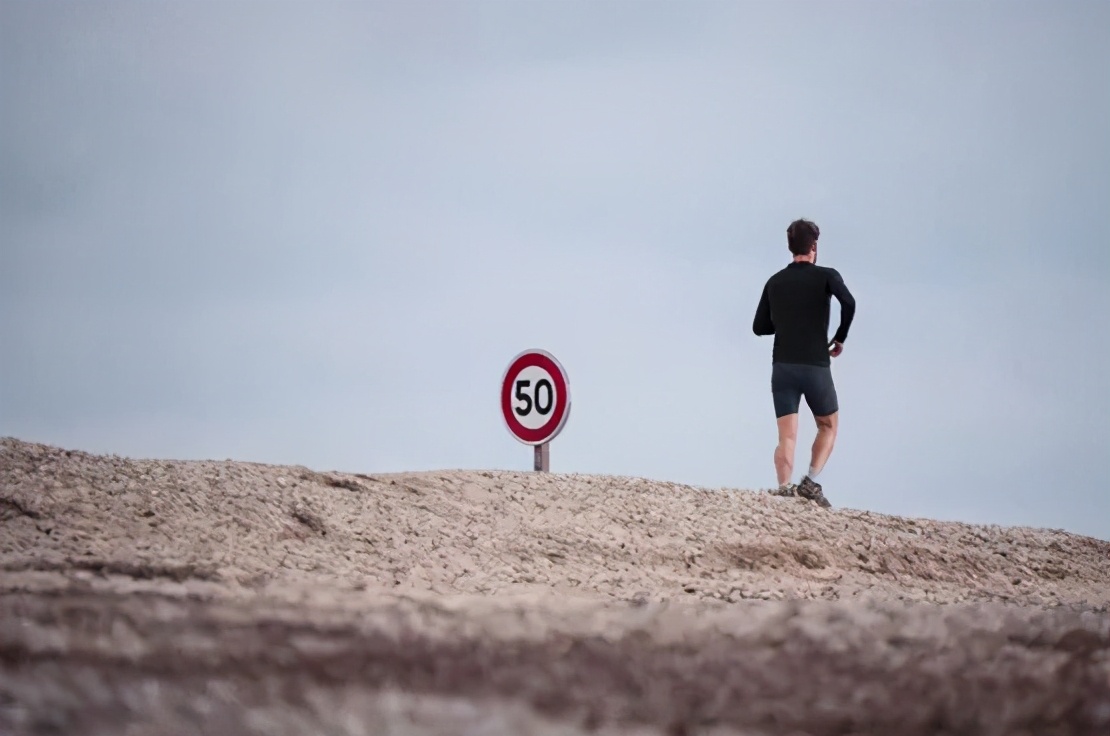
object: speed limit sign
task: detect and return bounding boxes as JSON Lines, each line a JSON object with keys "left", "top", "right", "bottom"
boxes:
{"left": 501, "top": 349, "right": 570, "bottom": 471}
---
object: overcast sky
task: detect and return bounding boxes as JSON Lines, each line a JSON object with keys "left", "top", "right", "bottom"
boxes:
{"left": 3, "top": 1, "right": 1108, "bottom": 540}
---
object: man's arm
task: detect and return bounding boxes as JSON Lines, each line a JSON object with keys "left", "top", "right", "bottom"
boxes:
{"left": 827, "top": 269, "right": 856, "bottom": 344}
{"left": 752, "top": 283, "right": 774, "bottom": 336}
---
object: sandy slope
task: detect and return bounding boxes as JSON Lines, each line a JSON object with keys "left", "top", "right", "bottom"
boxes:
{"left": 2, "top": 437, "right": 1109, "bottom": 735}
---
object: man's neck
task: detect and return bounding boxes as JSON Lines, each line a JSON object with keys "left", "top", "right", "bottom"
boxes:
{"left": 792, "top": 254, "right": 815, "bottom": 264}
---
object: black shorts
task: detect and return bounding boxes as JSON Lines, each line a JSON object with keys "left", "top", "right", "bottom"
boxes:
{"left": 771, "top": 362, "right": 839, "bottom": 418}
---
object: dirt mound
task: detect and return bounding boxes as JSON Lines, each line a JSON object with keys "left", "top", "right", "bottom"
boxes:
{"left": 3, "top": 437, "right": 1108, "bottom": 607}
{"left": 2, "top": 437, "right": 1109, "bottom": 735}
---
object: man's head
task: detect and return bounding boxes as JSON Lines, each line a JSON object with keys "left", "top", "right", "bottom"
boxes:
{"left": 787, "top": 218, "right": 820, "bottom": 260}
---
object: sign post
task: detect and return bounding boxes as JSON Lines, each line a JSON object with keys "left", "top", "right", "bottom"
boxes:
{"left": 534, "top": 443, "right": 550, "bottom": 472}
{"left": 500, "top": 349, "right": 570, "bottom": 472}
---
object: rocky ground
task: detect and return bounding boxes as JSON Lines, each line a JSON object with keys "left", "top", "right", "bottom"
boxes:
{"left": 2, "top": 437, "right": 1109, "bottom": 735}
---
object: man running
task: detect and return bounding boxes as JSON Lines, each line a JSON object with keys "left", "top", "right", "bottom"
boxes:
{"left": 752, "top": 218, "right": 856, "bottom": 508}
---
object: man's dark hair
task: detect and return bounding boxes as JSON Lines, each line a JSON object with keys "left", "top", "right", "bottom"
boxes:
{"left": 787, "top": 218, "right": 820, "bottom": 256}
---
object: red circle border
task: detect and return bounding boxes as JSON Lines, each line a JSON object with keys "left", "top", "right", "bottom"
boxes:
{"left": 501, "top": 350, "right": 570, "bottom": 445}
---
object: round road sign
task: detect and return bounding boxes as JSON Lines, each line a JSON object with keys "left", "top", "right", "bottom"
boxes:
{"left": 500, "top": 349, "right": 570, "bottom": 446}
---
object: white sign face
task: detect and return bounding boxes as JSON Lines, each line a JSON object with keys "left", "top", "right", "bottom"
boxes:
{"left": 510, "top": 364, "right": 559, "bottom": 431}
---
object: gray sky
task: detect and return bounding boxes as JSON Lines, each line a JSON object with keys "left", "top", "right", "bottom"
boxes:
{"left": 3, "top": 1, "right": 1108, "bottom": 540}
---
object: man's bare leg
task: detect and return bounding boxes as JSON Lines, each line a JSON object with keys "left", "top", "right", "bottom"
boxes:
{"left": 808, "top": 411, "right": 838, "bottom": 478}
{"left": 774, "top": 413, "right": 799, "bottom": 487}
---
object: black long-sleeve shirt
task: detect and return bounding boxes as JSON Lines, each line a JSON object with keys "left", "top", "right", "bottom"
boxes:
{"left": 752, "top": 261, "right": 856, "bottom": 367}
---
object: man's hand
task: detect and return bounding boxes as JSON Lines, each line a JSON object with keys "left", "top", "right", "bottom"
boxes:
{"left": 829, "top": 340, "right": 844, "bottom": 358}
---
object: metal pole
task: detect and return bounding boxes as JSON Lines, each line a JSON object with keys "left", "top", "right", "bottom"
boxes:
{"left": 534, "top": 443, "right": 550, "bottom": 472}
